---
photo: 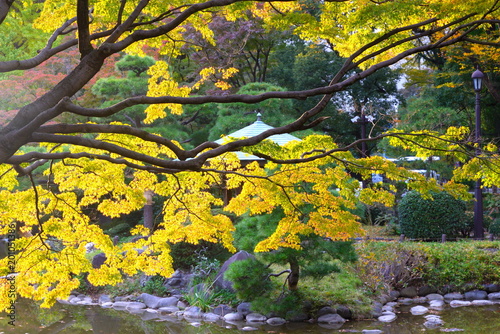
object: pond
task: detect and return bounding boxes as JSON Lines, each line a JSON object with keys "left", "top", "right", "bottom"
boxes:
{"left": 2, "top": 299, "right": 500, "bottom": 333}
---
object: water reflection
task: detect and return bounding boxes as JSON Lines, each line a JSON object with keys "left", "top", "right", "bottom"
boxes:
{"left": 1, "top": 299, "right": 500, "bottom": 333}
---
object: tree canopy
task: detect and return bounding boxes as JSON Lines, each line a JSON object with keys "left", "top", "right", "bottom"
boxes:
{"left": 0, "top": 0, "right": 499, "bottom": 309}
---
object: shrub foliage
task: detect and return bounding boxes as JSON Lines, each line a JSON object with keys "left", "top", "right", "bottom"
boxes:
{"left": 399, "top": 191, "right": 470, "bottom": 239}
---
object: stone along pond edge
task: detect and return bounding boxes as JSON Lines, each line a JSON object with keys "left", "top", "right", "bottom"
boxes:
{"left": 57, "top": 284, "right": 500, "bottom": 332}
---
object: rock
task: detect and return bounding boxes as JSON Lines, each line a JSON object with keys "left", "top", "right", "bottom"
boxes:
{"left": 449, "top": 300, "right": 471, "bottom": 308}
{"left": 139, "top": 293, "right": 178, "bottom": 308}
{"left": 266, "top": 317, "right": 286, "bottom": 326}
{"left": 91, "top": 253, "right": 107, "bottom": 269}
{"left": 471, "top": 300, "right": 494, "bottom": 306}
{"left": 389, "top": 290, "right": 400, "bottom": 300}
{"left": 212, "top": 304, "right": 234, "bottom": 316}
{"left": 381, "top": 311, "right": 396, "bottom": 317}
{"left": 429, "top": 300, "right": 445, "bottom": 310}
{"left": 464, "top": 290, "right": 487, "bottom": 301}
{"left": 213, "top": 251, "right": 255, "bottom": 291}
{"left": 426, "top": 293, "right": 444, "bottom": 301}
{"left": 418, "top": 285, "right": 438, "bottom": 296}
{"left": 203, "top": 312, "right": 222, "bottom": 322}
{"left": 237, "top": 302, "right": 252, "bottom": 317}
{"left": 399, "top": 286, "right": 418, "bottom": 298}
{"left": 371, "top": 301, "right": 383, "bottom": 317}
{"left": 336, "top": 305, "right": 353, "bottom": 320}
{"left": 85, "top": 242, "right": 96, "bottom": 253}
{"left": 317, "top": 313, "right": 346, "bottom": 325}
{"left": 224, "top": 312, "right": 244, "bottom": 321}
{"left": 164, "top": 270, "right": 194, "bottom": 293}
{"left": 362, "top": 330, "right": 383, "bottom": 334}
{"left": 285, "top": 310, "right": 309, "bottom": 322}
{"left": 317, "top": 306, "right": 336, "bottom": 317}
{"left": 377, "top": 294, "right": 391, "bottom": 305}
{"left": 100, "top": 302, "right": 113, "bottom": 308}
{"left": 184, "top": 306, "right": 203, "bottom": 319}
{"left": 378, "top": 314, "right": 397, "bottom": 322}
{"left": 381, "top": 303, "right": 393, "bottom": 310}
{"left": 157, "top": 297, "right": 179, "bottom": 308}
{"left": 382, "top": 304, "right": 395, "bottom": 313}
{"left": 488, "top": 292, "right": 500, "bottom": 300}
{"left": 410, "top": 305, "right": 428, "bottom": 315}
{"left": 177, "top": 300, "right": 188, "bottom": 309}
{"left": 98, "top": 294, "right": 112, "bottom": 304}
{"left": 444, "top": 292, "right": 464, "bottom": 303}
{"left": 483, "top": 283, "right": 500, "bottom": 293}
{"left": 246, "top": 312, "right": 267, "bottom": 322}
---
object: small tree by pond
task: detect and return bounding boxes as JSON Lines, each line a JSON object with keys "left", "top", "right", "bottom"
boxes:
{"left": 229, "top": 210, "right": 358, "bottom": 291}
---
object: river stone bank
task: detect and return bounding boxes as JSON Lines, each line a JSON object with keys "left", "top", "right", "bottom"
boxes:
{"left": 57, "top": 283, "right": 500, "bottom": 332}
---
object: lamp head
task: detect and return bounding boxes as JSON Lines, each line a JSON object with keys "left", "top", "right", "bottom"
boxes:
{"left": 472, "top": 69, "right": 484, "bottom": 92}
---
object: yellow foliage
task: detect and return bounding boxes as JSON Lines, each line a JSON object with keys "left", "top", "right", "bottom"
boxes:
{"left": 2, "top": 0, "right": 499, "bottom": 311}
{"left": 145, "top": 61, "right": 191, "bottom": 123}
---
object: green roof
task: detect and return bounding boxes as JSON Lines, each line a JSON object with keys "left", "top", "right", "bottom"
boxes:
{"left": 215, "top": 113, "right": 301, "bottom": 161}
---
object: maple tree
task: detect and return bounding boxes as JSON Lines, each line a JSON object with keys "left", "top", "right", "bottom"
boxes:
{"left": 0, "top": 0, "right": 499, "bottom": 310}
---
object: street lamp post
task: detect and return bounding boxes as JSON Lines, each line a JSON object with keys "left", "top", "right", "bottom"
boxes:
{"left": 472, "top": 68, "right": 484, "bottom": 239}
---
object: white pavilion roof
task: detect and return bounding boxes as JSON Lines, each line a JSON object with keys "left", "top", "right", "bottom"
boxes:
{"left": 215, "top": 113, "right": 301, "bottom": 161}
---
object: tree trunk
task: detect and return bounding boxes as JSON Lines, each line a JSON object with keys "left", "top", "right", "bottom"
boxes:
{"left": 143, "top": 190, "right": 154, "bottom": 230}
{"left": 288, "top": 257, "right": 300, "bottom": 291}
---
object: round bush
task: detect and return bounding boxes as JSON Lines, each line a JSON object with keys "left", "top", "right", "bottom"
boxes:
{"left": 399, "top": 191, "right": 468, "bottom": 239}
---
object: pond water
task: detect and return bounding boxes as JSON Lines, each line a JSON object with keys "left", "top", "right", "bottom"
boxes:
{"left": 1, "top": 299, "right": 500, "bottom": 333}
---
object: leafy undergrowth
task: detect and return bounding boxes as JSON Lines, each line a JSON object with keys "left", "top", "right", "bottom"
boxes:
{"left": 354, "top": 240, "right": 500, "bottom": 293}
{"left": 260, "top": 261, "right": 375, "bottom": 319}
{"left": 299, "top": 261, "right": 374, "bottom": 317}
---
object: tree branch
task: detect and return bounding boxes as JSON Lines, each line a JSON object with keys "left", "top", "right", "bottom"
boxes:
{"left": 77, "top": 0, "right": 93, "bottom": 58}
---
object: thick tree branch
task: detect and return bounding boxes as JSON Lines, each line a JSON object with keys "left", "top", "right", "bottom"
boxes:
{"left": 0, "top": 0, "right": 497, "bottom": 167}
{"left": 77, "top": 0, "right": 93, "bottom": 58}
{"left": 0, "top": 0, "right": 14, "bottom": 25}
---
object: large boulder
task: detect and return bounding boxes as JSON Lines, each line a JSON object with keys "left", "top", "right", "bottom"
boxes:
{"left": 91, "top": 253, "right": 107, "bottom": 269}
{"left": 214, "top": 251, "right": 255, "bottom": 291}
{"left": 237, "top": 302, "right": 252, "bottom": 317}
{"left": 139, "top": 293, "right": 178, "bottom": 308}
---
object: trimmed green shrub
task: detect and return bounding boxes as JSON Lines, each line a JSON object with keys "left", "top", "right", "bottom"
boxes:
{"left": 399, "top": 191, "right": 470, "bottom": 239}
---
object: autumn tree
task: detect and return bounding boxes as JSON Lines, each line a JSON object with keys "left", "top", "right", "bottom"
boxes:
{"left": 0, "top": 0, "right": 499, "bottom": 310}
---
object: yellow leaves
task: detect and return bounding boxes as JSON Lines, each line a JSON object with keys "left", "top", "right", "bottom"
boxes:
{"left": 145, "top": 61, "right": 191, "bottom": 123}
{"left": 193, "top": 67, "right": 239, "bottom": 92}
{"left": 359, "top": 187, "right": 394, "bottom": 207}
{"left": 0, "top": 164, "right": 18, "bottom": 190}
{"left": 435, "top": 82, "right": 460, "bottom": 89}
